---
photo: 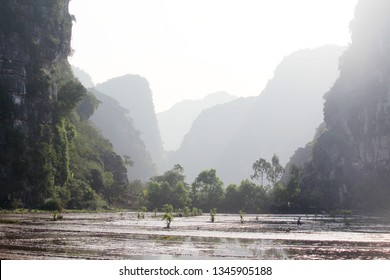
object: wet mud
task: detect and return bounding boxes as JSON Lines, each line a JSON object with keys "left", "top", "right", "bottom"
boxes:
{"left": 1, "top": 212, "right": 390, "bottom": 259}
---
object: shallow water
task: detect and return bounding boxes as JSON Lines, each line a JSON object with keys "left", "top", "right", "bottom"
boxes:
{"left": 1, "top": 212, "right": 390, "bottom": 259}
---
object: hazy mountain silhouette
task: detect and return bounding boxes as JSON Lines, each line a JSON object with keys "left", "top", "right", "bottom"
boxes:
{"left": 71, "top": 66, "right": 94, "bottom": 88}
{"left": 89, "top": 89, "right": 157, "bottom": 181}
{"left": 95, "top": 75, "right": 166, "bottom": 171}
{"left": 168, "top": 45, "right": 345, "bottom": 184}
{"left": 157, "top": 91, "right": 237, "bottom": 151}
{"left": 71, "top": 68, "right": 158, "bottom": 181}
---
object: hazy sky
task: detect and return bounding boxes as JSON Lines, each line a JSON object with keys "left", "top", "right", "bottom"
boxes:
{"left": 69, "top": 0, "right": 358, "bottom": 112}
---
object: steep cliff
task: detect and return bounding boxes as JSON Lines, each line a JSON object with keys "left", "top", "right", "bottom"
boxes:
{"left": 89, "top": 89, "right": 157, "bottom": 182}
{"left": 0, "top": 0, "right": 129, "bottom": 209}
{"left": 0, "top": 0, "right": 74, "bottom": 208}
{"left": 292, "top": 0, "right": 390, "bottom": 212}
{"left": 96, "top": 75, "right": 166, "bottom": 171}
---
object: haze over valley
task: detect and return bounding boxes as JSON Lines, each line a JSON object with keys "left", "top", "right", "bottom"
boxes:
{"left": 2, "top": 0, "right": 390, "bottom": 216}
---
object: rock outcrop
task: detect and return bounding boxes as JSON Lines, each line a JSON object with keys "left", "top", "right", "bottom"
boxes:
{"left": 0, "top": 1, "right": 130, "bottom": 209}
{"left": 289, "top": 0, "right": 390, "bottom": 212}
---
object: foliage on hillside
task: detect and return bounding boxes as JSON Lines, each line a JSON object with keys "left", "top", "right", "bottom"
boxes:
{"left": 0, "top": 1, "right": 131, "bottom": 210}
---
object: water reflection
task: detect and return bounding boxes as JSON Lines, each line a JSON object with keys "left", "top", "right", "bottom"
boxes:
{"left": 1, "top": 213, "right": 390, "bottom": 259}
{"left": 135, "top": 235, "right": 290, "bottom": 259}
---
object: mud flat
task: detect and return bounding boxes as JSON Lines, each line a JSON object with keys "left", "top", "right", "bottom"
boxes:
{"left": 1, "top": 212, "right": 390, "bottom": 259}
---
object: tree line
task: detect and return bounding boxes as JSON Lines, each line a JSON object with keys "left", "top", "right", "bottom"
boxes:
{"left": 134, "top": 154, "right": 308, "bottom": 214}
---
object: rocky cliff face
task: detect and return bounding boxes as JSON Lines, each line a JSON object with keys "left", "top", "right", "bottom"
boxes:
{"left": 0, "top": 0, "right": 74, "bottom": 206}
{"left": 293, "top": 0, "right": 390, "bottom": 212}
{"left": 0, "top": 0, "right": 72, "bottom": 129}
{"left": 0, "top": 1, "right": 130, "bottom": 209}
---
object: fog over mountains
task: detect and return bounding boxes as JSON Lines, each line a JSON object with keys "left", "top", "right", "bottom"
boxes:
{"left": 157, "top": 91, "right": 237, "bottom": 151}
{"left": 72, "top": 69, "right": 158, "bottom": 181}
{"left": 167, "top": 45, "right": 345, "bottom": 184}
{"left": 73, "top": 45, "right": 344, "bottom": 185}
{"left": 95, "top": 75, "right": 166, "bottom": 171}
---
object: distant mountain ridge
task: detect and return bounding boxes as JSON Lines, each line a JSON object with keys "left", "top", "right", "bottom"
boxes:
{"left": 89, "top": 89, "right": 157, "bottom": 181}
{"left": 95, "top": 75, "right": 166, "bottom": 171}
{"left": 72, "top": 68, "right": 158, "bottom": 181}
{"left": 168, "top": 45, "right": 345, "bottom": 184}
{"left": 157, "top": 91, "right": 237, "bottom": 151}
{"left": 72, "top": 66, "right": 95, "bottom": 88}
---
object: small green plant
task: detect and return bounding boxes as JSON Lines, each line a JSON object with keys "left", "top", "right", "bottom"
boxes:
{"left": 153, "top": 208, "right": 158, "bottom": 218}
{"left": 163, "top": 212, "right": 173, "bottom": 228}
{"left": 162, "top": 204, "right": 174, "bottom": 228}
{"left": 239, "top": 210, "right": 246, "bottom": 224}
{"left": 191, "top": 207, "right": 203, "bottom": 216}
{"left": 52, "top": 211, "right": 63, "bottom": 221}
{"left": 340, "top": 209, "right": 352, "bottom": 226}
{"left": 210, "top": 208, "right": 217, "bottom": 223}
{"left": 137, "top": 206, "right": 147, "bottom": 219}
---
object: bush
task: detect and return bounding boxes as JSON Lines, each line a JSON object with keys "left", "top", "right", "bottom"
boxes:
{"left": 42, "top": 198, "right": 63, "bottom": 211}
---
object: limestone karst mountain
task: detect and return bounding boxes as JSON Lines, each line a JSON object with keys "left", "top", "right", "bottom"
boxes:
{"left": 286, "top": 0, "right": 390, "bottom": 212}
{"left": 157, "top": 91, "right": 237, "bottom": 151}
{"left": 89, "top": 89, "right": 157, "bottom": 182}
{"left": 72, "top": 68, "right": 157, "bottom": 182}
{"left": 0, "top": 0, "right": 129, "bottom": 209}
{"left": 96, "top": 75, "right": 166, "bottom": 171}
{"left": 168, "top": 45, "right": 344, "bottom": 184}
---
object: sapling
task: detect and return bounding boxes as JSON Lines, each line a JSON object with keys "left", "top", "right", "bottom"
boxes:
{"left": 153, "top": 208, "right": 158, "bottom": 218}
{"left": 163, "top": 212, "right": 173, "bottom": 228}
{"left": 162, "top": 204, "right": 174, "bottom": 228}
{"left": 210, "top": 208, "right": 217, "bottom": 223}
{"left": 137, "top": 206, "right": 147, "bottom": 219}
{"left": 239, "top": 210, "right": 246, "bottom": 224}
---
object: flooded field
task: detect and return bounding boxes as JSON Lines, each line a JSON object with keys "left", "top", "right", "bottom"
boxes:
{"left": 1, "top": 212, "right": 390, "bottom": 259}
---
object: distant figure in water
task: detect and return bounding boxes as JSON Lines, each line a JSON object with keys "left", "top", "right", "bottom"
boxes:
{"left": 297, "top": 217, "right": 302, "bottom": 226}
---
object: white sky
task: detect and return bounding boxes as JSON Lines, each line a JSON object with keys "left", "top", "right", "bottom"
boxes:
{"left": 69, "top": 0, "right": 358, "bottom": 112}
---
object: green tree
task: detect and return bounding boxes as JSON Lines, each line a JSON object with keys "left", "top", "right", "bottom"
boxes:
{"left": 251, "top": 158, "right": 271, "bottom": 186}
{"left": 56, "top": 80, "right": 86, "bottom": 118}
{"left": 192, "top": 169, "right": 224, "bottom": 210}
{"left": 223, "top": 184, "right": 240, "bottom": 212}
{"left": 152, "top": 164, "right": 185, "bottom": 187}
{"left": 147, "top": 164, "right": 187, "bottom": 210}
{"left": 267, "top": 154, "right": 285, "bottom": 186}
{"left": 238, "top": 179, "right": 256, "bottom": 212}
{"left": 285, "top": 164, "right": 302, "bottom": 209}
{"left": 172, "top": 181, "right": 191, "bottom": 209}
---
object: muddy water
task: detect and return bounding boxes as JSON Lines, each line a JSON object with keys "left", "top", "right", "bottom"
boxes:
{"left": 1, "top": 212, "right": 390, "bottom": 259}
